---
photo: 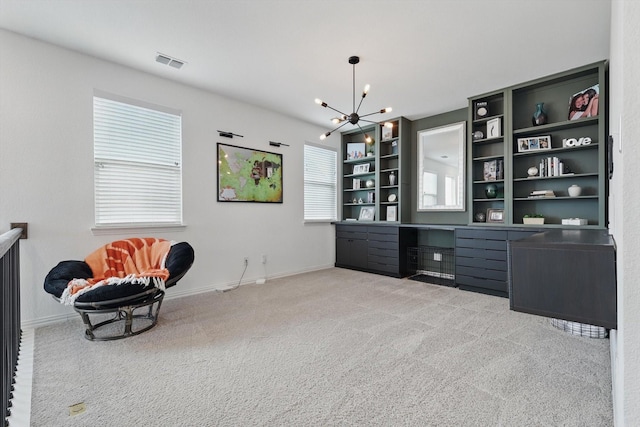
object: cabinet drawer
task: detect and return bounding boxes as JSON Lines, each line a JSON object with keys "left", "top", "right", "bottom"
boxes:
{"left": 456, "top": 229, "right": 507, "bottom": 240}
{"left": 456, "top": 256, "right": 506, "bottom": 272}
{"left": 367, "top": 226, "right": 398, "bottom": 236}
{"left": 456, "top": 237, "right": 506, "bottom": 251}
{"left": 368, "top": 232, "right": 399, "bottom": 244}
{"left": 336, "top": 224, "right": 367, "bottom": 233}
{"left": 457, "top": 274, "right": 507, "bottom": 293}
{"left": 369, "top": 254, "right": 398, "bottom": 267}
{"left": 456, "top": 265, "right": 507, "bottom": 282}
{"left": 456, "top": 247, "right": 506, "bottom": 261}
{"left": 369, "top": 262, "right": 399, "bottom": 275}
{"left": 336, "top": 230, "right": 367, "bottom": 240}
{"left": 368, "top": 247, "right": 397, "bottom": 259}
{"left": 368, "top": 239, "right": 398, "bottom": 250}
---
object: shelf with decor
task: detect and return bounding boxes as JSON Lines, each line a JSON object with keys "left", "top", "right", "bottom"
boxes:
{"left": 340, "top": 117, "right": 410, "bottom": 223}
{"left": 468, "top": 90, "right": 508, "bottom": 225}
{"left": 341, "top": 125, "right": 377, "bottom": 221}
{"left": 510, "top": 61, "right": 606, "bottom": 228}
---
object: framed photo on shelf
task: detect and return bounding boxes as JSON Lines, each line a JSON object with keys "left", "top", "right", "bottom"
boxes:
{"left": 358, "top": 206, "right": 375, "bottom": 221}
{"left": 386, "top": 206, "right": 397, "bottom": 222}
{"left": 518, "top": 135, "right": 551, "bottom": 152}
{"left": 475, "top": 101, "right": 488, "bottom": 120}
{"left": 487, "top": 208, "right": 504, "bottom": 223}
{"left": 486, "top": 117, "right": 501, "bottom": 139}
{"left": 352, "top": 163, "right": 370, "bottom": 175}
{"left": 346, "top": 142, "right": 366, "bottom": 160}
{"left": 568, "top": 83, "right": 599, "bottom": 121}
{"left": 483, "top": 160, "right": 497, "bottom": 181}
{"left": 381, "top": 125, "right": 393, "bottom": 141}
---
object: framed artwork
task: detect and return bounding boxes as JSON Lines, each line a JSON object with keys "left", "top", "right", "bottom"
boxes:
{"left": 359, "top": 206, "right": 375, "bottom": 221}
{"left": 486, "top": 117, "right": 501, "bottom": 139}
{"left": 483, "top": 160, "right": 497, "bottom": 181}
{"left": 382, "top": 126, "right": 393, "bottom": 141}
{"left": 217, "top": 143, "right": 283, "bottom": 203}
{"left": 568, "top": 83, "right": 599, "bottom": 121}
{"left": 353, "top": 163, "right": 370, "bottom": 175}
{"left": 346, "top": 143, "right": 366, "bottom": 160}
{"left": 487, "top": 208, "right": 504, "bottom": 223}
{"left": 517, "top": 136, "right": 551, "bottom": 152}
{"left": 475, "top": 101, "right": 489, "bottom": 120}
{"left": 386, "top": 206, "right": 397, "bottom": 222}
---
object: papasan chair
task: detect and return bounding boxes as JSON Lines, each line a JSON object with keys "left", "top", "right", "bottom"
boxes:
{"left": 44, "top": 237, "right": 194, "bottom": 341}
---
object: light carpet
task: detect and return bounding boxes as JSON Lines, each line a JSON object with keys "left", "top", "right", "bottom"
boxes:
{"left": 30, "top": 268, "right": 613, "bottom": 426}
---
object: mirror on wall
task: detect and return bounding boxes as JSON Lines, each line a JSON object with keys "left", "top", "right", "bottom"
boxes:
{"left": 417, "top": 121, "right": 466, "bottom": 211}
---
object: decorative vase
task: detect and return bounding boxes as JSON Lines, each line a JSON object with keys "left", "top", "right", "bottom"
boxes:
{"left": 568, "top": 184, "right": 582, "bottom": 197}
{"left": 532, "top": 102, "right": 548, "bottom": 126}
{"left": 389, "top": 171, "right": 396, "bottom": 186}
{"left": 485, "top": 184, "right": 498, "bottom": 199}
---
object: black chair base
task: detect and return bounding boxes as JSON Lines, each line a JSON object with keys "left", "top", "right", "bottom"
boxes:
{"left": 73, "top": 288, "right": 165, "bottom": 341}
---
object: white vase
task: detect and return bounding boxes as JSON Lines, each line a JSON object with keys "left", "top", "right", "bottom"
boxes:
{"left": 389, "top": 172, "right": 396, "bottom": 186}
{"left": 568, "top": 185, "right": 582, "bottom": 197}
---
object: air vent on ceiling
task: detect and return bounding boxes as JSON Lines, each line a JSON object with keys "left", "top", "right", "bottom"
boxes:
{"left": 155, "top": 53, "right": 185, "bottom": 69}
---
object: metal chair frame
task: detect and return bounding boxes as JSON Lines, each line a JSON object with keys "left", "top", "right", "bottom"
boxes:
{"left": 72, "top": 288, "right": 165, "bottom": 341}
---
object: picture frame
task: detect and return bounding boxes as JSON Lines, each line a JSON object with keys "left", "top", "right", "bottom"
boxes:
{"left": 486, "top": 117, "right": 501, "bottom": 139}
{"left": 386, "top": 206, "right": 397, "bottom": 222}
{"left": 475, "top": 101, "right": 488, "bottom": 120}
{"left": 346, "top": 142, "right": 366, "bottom": 160}
{"left": 217, "top": 143, "right": 283, "bottom": 203}
{"left": 487, "top": 208, "right": 504, "bottom": 223}
{"left": 381, "top": 126, "right": 393, "bottom": 141}
{"left": 483, "top": 160, "right": 497, "bottom": 181}
{"left": 518, "top": 135, "right": 551, "bottom": 152}
{"left": 358, "top": 206, "right": 375, "bottom": 221}
{"left": 352, "top": 163, "right": 370, "bottom": 175}
{"left": 568, "top": 83, "right": 599, "bottom": 121}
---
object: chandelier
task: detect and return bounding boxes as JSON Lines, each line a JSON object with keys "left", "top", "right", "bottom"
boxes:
{"left": 315, "top": 56, "right": 392, "bottom": 141}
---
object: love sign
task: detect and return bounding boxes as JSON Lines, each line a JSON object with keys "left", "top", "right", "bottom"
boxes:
{"left": 563, "top": 137, "right": 592, "bottom": 147}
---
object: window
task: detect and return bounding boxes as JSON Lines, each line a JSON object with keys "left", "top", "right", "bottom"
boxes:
{"left": 304, "top": 143, "right": 337, "bottom": 221}
{"left": 93, "top": 93, "right": 182, "bottom": 227}
{"left": 422, "top": 171, "right": 438, "bottom": 207}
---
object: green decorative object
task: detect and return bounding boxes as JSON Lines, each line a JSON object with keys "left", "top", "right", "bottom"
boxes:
{"left": 485, "top": 184, "right": 498, "bottom": 199}
{"left": 532, "top": 102, "right": 548, "bottom": 126}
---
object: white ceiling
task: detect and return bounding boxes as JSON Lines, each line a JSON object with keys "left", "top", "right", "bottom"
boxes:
{"left": 0, "top": 0, "right": 611, "bottom": 134}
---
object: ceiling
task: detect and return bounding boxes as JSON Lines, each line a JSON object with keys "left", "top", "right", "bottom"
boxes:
{"left": 0, "top": 0, "right": 611, "bottom": 135}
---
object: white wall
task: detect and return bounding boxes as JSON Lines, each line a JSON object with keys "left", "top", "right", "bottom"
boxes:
{"left": 608, "top": 0, "right": 640, "bottom": 425}
{"left": 0, "top": 29, "right": 340, "bottom": 326}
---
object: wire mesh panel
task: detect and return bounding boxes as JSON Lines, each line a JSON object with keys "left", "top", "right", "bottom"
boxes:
{"left": 407, "top": 246, "right": 455, "bottom": 287}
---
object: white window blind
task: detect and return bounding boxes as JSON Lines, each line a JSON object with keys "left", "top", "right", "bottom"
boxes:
{"left": 93, "top": 95, "right": 183, "bottom": 226}
{"left": 304, "top": 143, "right": 337, "bottom": 221}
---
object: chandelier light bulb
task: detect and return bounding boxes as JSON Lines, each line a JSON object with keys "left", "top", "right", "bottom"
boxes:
{"left": 315, "top": 56, "right": 391, "bottom": 141}
{"left": 384, "top": 122, "right": 394, "bottom": 128}
{"left": 365, "top": 134, "right": 372, "bottom": 143}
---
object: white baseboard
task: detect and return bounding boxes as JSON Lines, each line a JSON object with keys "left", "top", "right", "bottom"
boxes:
{"left": 22, "top": 264, "right": 335, "bottom": 328}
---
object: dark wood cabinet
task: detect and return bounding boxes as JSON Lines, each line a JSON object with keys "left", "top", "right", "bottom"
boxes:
{"left": 335, "top": 224, "right": 368, "bottom": 271}
{"left": 455, "top": 227, "right": 540, "bottom": 297}
{"left": 509, "top": 229, "right": 616, "bottom": 329}
{"left": 335, "top": 224, "right": 416, "bottom": 277}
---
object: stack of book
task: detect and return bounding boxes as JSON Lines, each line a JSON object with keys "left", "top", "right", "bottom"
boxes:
{"left": 538, "top": 157, "right": 573, "bottom": 177}
{"left": 529, "top": 190, "right": 556, "bottom": 198}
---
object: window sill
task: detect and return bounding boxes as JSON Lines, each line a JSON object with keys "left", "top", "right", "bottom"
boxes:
{"left": 91, "top": 224, "right": 186, "bottom": 236}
